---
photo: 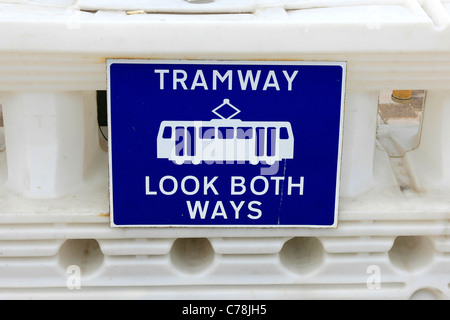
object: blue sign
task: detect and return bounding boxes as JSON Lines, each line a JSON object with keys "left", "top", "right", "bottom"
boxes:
{"left": 108, "top": 60, "right": 346, "bottom": 227}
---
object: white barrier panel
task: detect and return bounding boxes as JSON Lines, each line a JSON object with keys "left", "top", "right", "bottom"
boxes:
{"left": 1, "top": 91, "right": 102, "bottom": 198}
{"left": 0, "top": 0, "right": 449, "bottom": 299}
{"left": 340, "top": 91, "right": 380, "bottom": 197}
{"left": 406, "top": 90, "right": 450, "bottom": 191}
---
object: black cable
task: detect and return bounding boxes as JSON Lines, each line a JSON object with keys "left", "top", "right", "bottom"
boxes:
{"left": 99, "top": 126, "right": 108, "bottom": 141}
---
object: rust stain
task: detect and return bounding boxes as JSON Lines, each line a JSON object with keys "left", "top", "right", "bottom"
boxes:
{"left": 98, "top": 212, "right": 110, "bottom": 218}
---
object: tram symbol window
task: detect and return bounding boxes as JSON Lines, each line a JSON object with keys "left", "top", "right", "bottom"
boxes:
{"left": 201, "top": 127, "right": 215, "bottom": 139}
{"left": 162, "top": 126, "right": 172, "bottom": 139}
{"left": 218, "top": 127, "right": 234, "bottom": 139}
{"left": 237, "top": 127, "right": 253, "bottom": 139}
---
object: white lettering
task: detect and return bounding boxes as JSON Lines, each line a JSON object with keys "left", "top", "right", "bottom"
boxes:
{"left": 186, "top": 201, "right": 209, "bottom": 219}
{"left": 283, "top": 70, "right": 299, "bottom": 91}
{"left": 145, "top": 176, "right": 157, "bottom": 195}
{"left": 154, "top": 69, "right": 169, "bottom": 90}
{"left": 231, "top": 176, "right": 246, "bottom": 195}
{"left": 211, "top": 201, "right": 227, "bottom": 219}
{"left": 263, "top": 70, "right": 280, "bottom": 91}
{"left": 182, "top": 304, "right": 216, "bottom": 317}
{"left": 212, "top": 70, "right": 232, "bottom": 90}
{"left": 181, "top": 176, "right": 200, "bottom": 195}
{"left": 288, "top": 176, "right": 304, "bottom": 195}
{"left": 145, "top": 175, "right": 304, "bottom": 202}
{"left": 237, "top": 70, "right": 261, "bottom": 90}
{"left": 160, "top": 175, "right": 178, "bottom": 195}
{"left": 270, "top": 176, "right": 285, "bottom": 195}
{"left": 250, "top": 176, "right": 269, "bottom": 195}
{"left": 186, "top": 200, "right": 263, "bottom": 220}
{"left": 158, "top": 69, "right": 298, "bottom": 91}
{"left": 230, "top": 200, "right": 245, "bottom": 219}
{"left": 204, "top": 176, "right": 219, "bottom": 195}
{"left": 191, "top": 70, "right": 208, "bottom": 90}
{"left": 173, "top": 69, "right": 188, "bottom": 90}
{"left": 247, "top": 201, "right": 262, "bottom": 220}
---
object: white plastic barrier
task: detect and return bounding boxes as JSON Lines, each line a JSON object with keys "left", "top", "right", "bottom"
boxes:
{"left": 0, "top": 0, "right": 449, "bottom": 299}
{"left": 1, "top": 92, "right": 102, "bottom": 198}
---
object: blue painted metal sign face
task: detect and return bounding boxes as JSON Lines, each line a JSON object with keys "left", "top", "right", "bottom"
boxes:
{"left": 107, "top": 60, "right": 346, "bottom": 227}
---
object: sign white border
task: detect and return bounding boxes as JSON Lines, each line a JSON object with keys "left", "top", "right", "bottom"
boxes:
{"left": 107, "top": 59, "right": 347, "bottom": 228}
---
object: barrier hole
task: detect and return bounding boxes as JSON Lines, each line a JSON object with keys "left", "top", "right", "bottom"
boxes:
{"left": 58, "top": 239, "right": 104, "bottom": 276}
{"left": 377, "top": 90, "right": 425, "bottom": 157}
{"left": 96, "top": 90, "right": 108, "bottom": 151}
{"left": 170, "top": 238, "right": 215, "bottom": 274}
{"left": 410, "top": 288, "right": 446, "bottom": 300}
{"left": 279, "top": 237, "right": 324, "bottom": 274}
{"left": 388, "top": 236, "right": 435, "bottom": 273}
